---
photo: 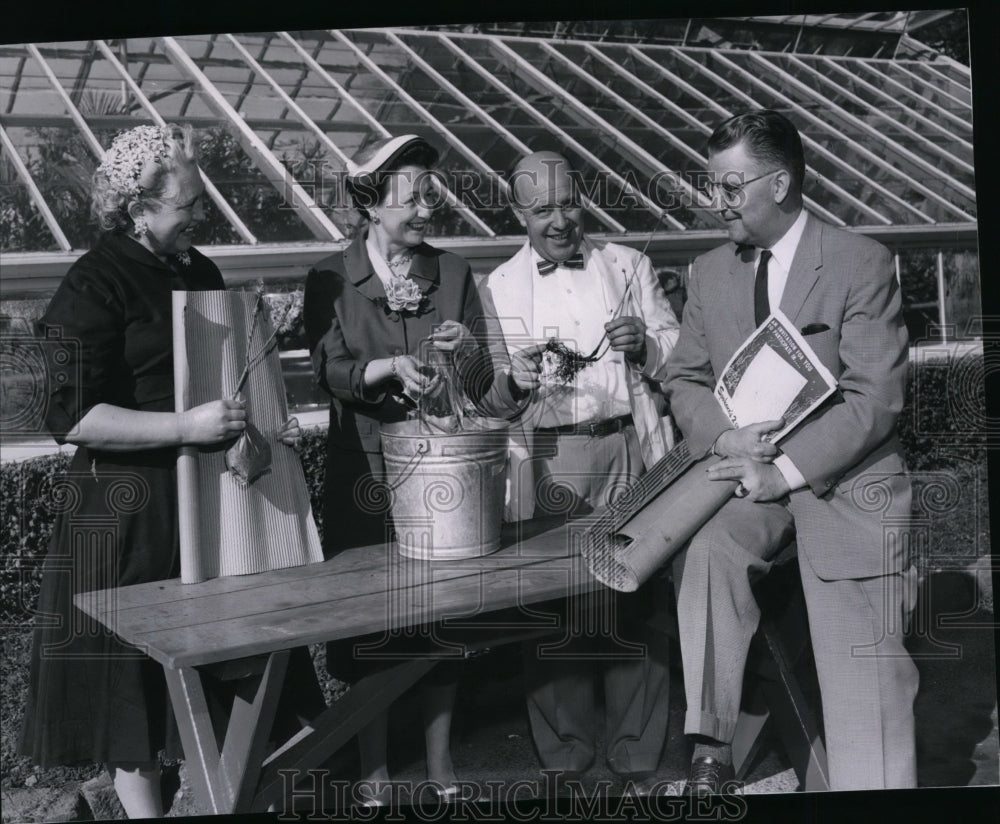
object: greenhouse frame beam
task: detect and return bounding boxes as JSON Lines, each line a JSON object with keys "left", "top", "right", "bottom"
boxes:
{"left": 3, "top": 222, "right": 980, "bottom": 295}
{"left": 785, "top": 53, "right": 973, "bottom": 175}
{"left": 234, "top": 35, "right": 271, "bottom": 114}
{"left": 281, "top": 37, "right": 326, "bottom": 121}
{"left": 180, "top": 36, "right": 217, "bottom": 118}
{"left": 913, "top": 59, "right": 972, "bottom": 102}
{"left": 743, "top": 50, "right": 976, "bottom": 207}
{"left": 887, "top": 59, "right": 972, "bottom": 113}
{"left": 25, "top": 44, "right": 104, "bottom": 158}
{"left": 539, "top": 40, "right": 713, "bottom": 211}
{"left": 812, "top": 55, "right": 973, "bottom": 156}
{"left": 145, "top": 81, "right": 196, "bottom": 107}
{"left": 134, "top": 39, "right": 158, "bottom": 89}
{"left": 0, "top": 123, "right": 72, "bottom": 252}
{"left": 854, "top": 60, "right": 973, "bottom": 133}
{"left": 225, "top": 34, "right": 352, "bottom": 167}
{"left": 435, "top": 33, "right": 653, "bottom": 234}
{"left": 93, "top": 39, "right": 259, "bottom": 245}
{"left": 486, "top": 36, "right": 687, "bottom": 229}
{"left": 624, "top": 45, "right": 846, "bottom": 227}
{"left": 704, "top": 49, "right": 966, "bottom": 223}
{"left": 278, "top": 32, "right": 491, "bottom": 237}
{"left": 160, "top": 35, "right": 344, "bottom": 242}
{"left": 0, "top": 112, "right": 395, "bottom": 133}
{"left": 279, "top": 31, "right": 391, "bottom": 138}
{"left": 5, "top": 55, "right": 27, "bottom": 114}
{"left": 916, "top": 63, "right": 973, "bottom": 106}
{"left": 660, "top": 46, "right": 898, "bottom": 226}
{"left": 384, "top": 31, "right": 625, "bottom": 232}
{"left": 69, "top": 41, "right": 97, "bottom": 106}
{"left": 333, "top": 29, "right": 503, "bottom": 238}
{"left": 582, "top": 43, "right": 710, "bottom": 136}
{"left": 0, "top": 44, "right": 334, "bottom": 74}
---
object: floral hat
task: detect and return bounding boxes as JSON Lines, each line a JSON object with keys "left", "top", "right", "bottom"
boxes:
{"left": 96, "top": 125, "right": 173, "bottom": 197}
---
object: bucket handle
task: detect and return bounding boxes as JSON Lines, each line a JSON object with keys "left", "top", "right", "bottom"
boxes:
{"left": 385, "top": 439, "right": 430, "bottom": 490}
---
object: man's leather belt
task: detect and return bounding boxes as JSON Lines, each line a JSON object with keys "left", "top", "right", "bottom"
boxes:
{"left": 536, "top": 414, "right": 634, "bottom": 438}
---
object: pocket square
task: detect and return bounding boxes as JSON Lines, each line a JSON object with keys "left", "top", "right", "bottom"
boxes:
{"left": 801, "top": 323, "right": 831, "bottom": 335}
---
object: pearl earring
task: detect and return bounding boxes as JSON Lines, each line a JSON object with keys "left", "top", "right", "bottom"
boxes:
{"left": 132, "top": 215, "right": 149, "bottom": 237}
{"left": 370, "top": 212, "right": 380, "bottom": 225}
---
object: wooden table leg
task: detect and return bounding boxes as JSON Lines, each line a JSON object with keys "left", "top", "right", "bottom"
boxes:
{"left": 758, "top": 616, "right": 830, "bottom": 791}
{"left": 253, "top": 657, "right": 436, "bottom": 814}
{"left": 732, "top": 682, "right": 771, "bottom": 781}
{"left": 164, "top": 650, "right": 291, "bottom": 814}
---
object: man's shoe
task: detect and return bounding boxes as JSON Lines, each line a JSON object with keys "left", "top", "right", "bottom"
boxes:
{"left": 682, "top": 756, "right": 734, "bottom": 796}
{"left": 622, "top": 771, "right": 665, "bottom": 798}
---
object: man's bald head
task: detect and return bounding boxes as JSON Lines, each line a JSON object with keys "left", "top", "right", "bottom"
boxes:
{"left": 509, "top": 151, "right": 575, "bottom": 209}
{"left": 509, "top": 151, "right": 584, "bottom": 262}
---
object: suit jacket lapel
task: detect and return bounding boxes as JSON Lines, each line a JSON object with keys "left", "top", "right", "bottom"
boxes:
{"left": 489, "top": 241, "right": 536, "bottom": 342}
{"left": 779, "top": 213, "right": 823, "bottom": 324}
{"left": 584, "top": 238, "right": 621, "bottom": 315}
{"left": 345, "top": 235, "right": 387, "bottom": 302}
{"left": 408, "top": 244, "right": 441, "bottom": 294}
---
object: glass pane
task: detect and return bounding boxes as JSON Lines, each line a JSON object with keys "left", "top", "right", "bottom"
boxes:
{"left": 0, "top": 178, "right": 61, "bottom": 253}
{"left": 795, "top": 54, "right": 974, "bottom": 168}
{"left": 854, "top": 61, "right": 973, "bottom": 137}
{"left": 899, "top": 248, "right": 943, "bottom": 345}
{"left": 2, "top": 125, "right": 99, "bottom": 249}
{"left": 944, "top": 249, "right": 981, "bottom": 341}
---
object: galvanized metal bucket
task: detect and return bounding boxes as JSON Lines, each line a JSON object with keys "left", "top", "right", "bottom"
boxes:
{"left": 380, "top": 418, "right": 510, "bottom": 560}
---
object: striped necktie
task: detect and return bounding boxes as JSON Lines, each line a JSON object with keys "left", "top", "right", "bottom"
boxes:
{"left": 537, "top": 254, "right": 585, "bottom": 275}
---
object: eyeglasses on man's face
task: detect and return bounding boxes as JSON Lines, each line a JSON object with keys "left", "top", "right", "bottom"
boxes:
{"left": 700, "top": 169, "right": 782, "bottom": 204}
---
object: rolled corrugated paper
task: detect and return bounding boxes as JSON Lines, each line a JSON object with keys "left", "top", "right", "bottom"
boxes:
{"left": 171, "top": 292, "right": 204, "bottom": 584}
{"left": 581, "top": 454, "right": 738, "bottom": 592}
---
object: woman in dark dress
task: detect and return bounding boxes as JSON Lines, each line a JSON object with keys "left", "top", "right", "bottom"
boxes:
{"left": 18, "top": 124, "right": 317, "bottom": 818}
{"left": 303, "top": 135, "right": 520, "bottom": 803}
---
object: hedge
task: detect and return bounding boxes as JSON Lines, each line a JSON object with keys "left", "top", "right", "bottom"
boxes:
{"left": 1, "top": 359, "right": 989, "bottom": 625}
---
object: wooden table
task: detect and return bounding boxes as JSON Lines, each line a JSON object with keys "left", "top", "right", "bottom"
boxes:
{"left": 75, "top": 517, "right": 601, "bottom": 814}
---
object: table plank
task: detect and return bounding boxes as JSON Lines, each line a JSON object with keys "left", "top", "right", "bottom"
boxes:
{"left": 80, "top": 534, "right": 580, "bottom": 637}
{"left": 75, "top": 521, "right": 600, "bottom": 668}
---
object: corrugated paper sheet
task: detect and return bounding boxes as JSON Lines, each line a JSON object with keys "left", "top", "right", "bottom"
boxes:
{"left": 172, "top": 291, "right": 323, "bottom": 582}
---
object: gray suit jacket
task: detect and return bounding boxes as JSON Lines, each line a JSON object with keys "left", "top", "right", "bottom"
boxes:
{"left": 665, "top": 213, "right": 911, "bottom": 580}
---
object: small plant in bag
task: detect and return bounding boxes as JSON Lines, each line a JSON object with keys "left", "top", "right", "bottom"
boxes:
{"left": 225, "top": 282, "right": 304, "bottom": 486}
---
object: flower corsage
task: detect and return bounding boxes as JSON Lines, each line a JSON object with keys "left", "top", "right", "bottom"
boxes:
{"left": 382, "top": 274, "right": 426, "bottom": 315}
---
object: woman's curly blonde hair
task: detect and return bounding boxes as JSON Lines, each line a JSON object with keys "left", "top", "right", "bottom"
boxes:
{"left": 91, "top": 123, "right": 198, "bottom": 233}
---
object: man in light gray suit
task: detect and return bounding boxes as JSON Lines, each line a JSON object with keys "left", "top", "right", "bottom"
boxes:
{"left": 664, "top": 110, "right": 917, "bottom": 792}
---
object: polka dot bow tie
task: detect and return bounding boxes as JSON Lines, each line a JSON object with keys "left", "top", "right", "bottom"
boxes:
{"left": 537, "top": 254, "right": 585, "bottom": 275}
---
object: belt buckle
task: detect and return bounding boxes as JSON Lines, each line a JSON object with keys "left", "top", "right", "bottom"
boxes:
{"left": 586, "top": 421, "right": 600, "bottom": 438}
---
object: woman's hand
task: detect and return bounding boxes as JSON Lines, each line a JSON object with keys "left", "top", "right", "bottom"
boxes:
{"left": 178, "top": 398, "right": 246, "bottom": 444}
{"left": 429, "top": 320, "right": 475, "bottom": 355}
{"left": 278, "top": 417, "right": 304, "bottom": 452}
{"left": 392, "top": 354, "right": 441, "bottom": 399}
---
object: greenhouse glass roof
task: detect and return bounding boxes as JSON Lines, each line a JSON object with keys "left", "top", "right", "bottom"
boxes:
{"left": 0, "top": 24, "right": 976, "bottom": 261}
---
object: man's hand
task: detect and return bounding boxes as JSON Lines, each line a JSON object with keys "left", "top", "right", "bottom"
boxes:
{"left": 605, "top": 315, "right": 647, "bottom": 364}
{"left": 714, "top": 419, "right": 784, "bottom": 462}
{"left": 278, "top": 417, "right": 304, "bottom": 452}
{"left": 708, "top": 458, "right": 791, "bottom": 502}
{"left": 509, "top": 342, "right": 546, "bottom": 392}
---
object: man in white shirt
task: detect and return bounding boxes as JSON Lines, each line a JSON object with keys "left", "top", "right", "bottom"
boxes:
{"left": 665, "top": 110, "right": 916, "bottom": 793}
{"left": 480, "top": 151, "right": 680, "bottom": 789}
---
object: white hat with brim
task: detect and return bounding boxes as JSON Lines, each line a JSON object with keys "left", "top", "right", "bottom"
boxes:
{"left": 345, "top": 134, "right": 438, "bottom": 182}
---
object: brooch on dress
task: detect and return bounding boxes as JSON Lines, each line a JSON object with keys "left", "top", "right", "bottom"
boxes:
{"left": 373, "top": 274, "right": 428, "bottom": 316}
